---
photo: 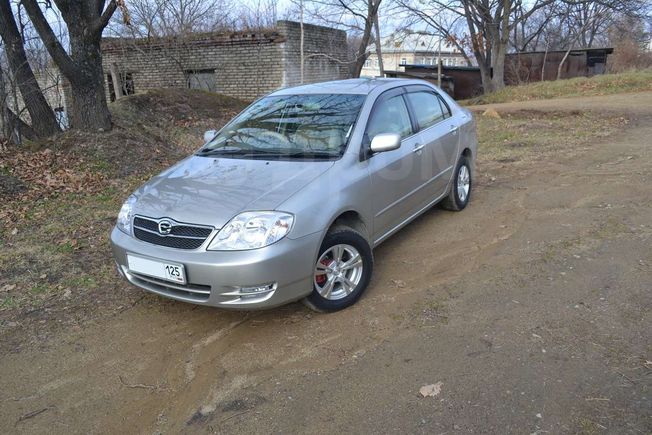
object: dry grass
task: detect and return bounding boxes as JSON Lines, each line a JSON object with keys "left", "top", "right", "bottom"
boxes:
{"left": 475, "top": 109, "right": 628, "bottom": 165}
{"left": 464, "top": 69, "right": 652, "bottom": 106}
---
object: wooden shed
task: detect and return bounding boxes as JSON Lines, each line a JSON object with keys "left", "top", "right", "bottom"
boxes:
{"left": 504, "top": 48, "right": 613, "bottom": 84}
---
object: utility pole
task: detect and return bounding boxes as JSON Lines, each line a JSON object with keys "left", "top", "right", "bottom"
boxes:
{"left": 373, "top": 4, "right": 384, "bottom": 77}
{"left": 437, "top": 37, "right": 442, "bottom": 88}
{"left": 300, "top": 0, "right": 305, "bottom": 84}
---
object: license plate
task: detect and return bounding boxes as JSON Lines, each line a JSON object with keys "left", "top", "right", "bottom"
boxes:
{"left": 127, "top": 254, "right": 186, "bottom": 284}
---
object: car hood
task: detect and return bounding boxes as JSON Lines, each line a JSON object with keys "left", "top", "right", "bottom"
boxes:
{"left": 132, "top": 156, "right": 334, "bottom": 228}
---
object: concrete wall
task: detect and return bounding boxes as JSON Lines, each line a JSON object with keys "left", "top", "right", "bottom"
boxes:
{"left": 101, "top": 21, "right": 350, "bottom": 102}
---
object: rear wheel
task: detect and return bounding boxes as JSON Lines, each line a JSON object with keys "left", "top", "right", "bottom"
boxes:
{"left": 303, "top": 228, "right": 373, "bottom": 312}
{"left": 441, "top": 156, "right": 472, "bottom": 211}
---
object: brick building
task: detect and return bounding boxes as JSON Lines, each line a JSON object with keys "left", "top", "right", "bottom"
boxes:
{"left": 101, "top": 21, "right": 350, "bottom": 102}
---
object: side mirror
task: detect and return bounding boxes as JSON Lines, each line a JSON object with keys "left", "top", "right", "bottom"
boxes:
{"left": 203, "top": 130, "right": 217, "bottom": 143}
{"left": 370, "top": 133, "right": 401, "bottom": 153}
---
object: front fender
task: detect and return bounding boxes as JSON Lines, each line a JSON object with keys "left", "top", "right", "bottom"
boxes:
{"left": 280, "top": 158, "right": 373, "bottom": 241}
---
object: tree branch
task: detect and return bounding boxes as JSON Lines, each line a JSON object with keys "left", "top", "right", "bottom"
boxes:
{"left": 93, "top": 0, "right": 117, "bottom": 34}
{"left": 21, "top": 0, "right": 76, "bottom": 77}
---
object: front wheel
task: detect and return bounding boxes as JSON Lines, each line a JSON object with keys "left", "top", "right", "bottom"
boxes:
{"left": 303, "top": 228, "right": 373, "bottom": 312}
{"left": 441, "top": 156, "right": 472, "bottom": 211}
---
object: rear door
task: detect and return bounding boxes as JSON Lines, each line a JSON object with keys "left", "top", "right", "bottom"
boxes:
{"left": 404, "top": 87, "right": 460, "bottom": 198}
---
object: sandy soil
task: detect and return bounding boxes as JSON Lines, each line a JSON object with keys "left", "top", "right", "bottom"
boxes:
{"left": 1, "top": 92, "right": 650, "bottom": 434}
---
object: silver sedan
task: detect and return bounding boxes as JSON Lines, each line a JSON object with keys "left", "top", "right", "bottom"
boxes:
{"left": 110, "top": 78, "right": 477, "bottom": 311}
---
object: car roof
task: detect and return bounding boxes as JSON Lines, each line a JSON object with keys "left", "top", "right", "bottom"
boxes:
{"left": 269, "top": 78, "right": 430, "bottom": 96}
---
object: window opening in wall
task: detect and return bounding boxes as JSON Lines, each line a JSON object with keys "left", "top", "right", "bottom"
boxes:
{"left": 186, "top": 69, "right": 217, "bottom": 92}
{"left": 107, "top": 72, "right": 135, "bottom": 102}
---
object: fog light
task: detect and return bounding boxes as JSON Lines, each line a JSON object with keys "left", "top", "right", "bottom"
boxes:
{"left": 220, "top": 282, "right": 278, "bottom": 303}
{"left": 116, "top": 261, "right": 126, "bottom": 278}
{"left": 239, "top": 283, "right": 276, "bottom": 294}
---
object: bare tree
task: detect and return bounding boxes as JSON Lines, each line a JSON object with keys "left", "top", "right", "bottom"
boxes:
{"left": 509, "top": 3, "right": 560, "bottom": 52}
{"left": 235, "top": 0, "right": 278, "bottom": 30}
{"left": 402, "top": 0, "right": 570, "bottom": 92}
{"left": 0, "top": 55, "right": 13, "bottom": 140}
{"left": 607, "top": 14, "right": 652, "bottom": 71}
{"left": 394, "top": 1, "right": 475, "bottom": 67}
{"left": 513, "top": 0, "right": 650, "bottom": 52}
{"left": 0, "top": 0, "right": 60, "bottom": 137}
{"left": 0, "top": 55, "right": 39, "bottom": 141}
{"left": 556, "top": 2, "right": 614, "bottom": 78}
{"left": 108, "top": 0, "right": 238, "bottom": 37}
{"left": 539, "top": 1, "right": 649, "bottom": 78}
{"left": 399, "top": 0, "right": 650, "bottom": 92}
{"left": 21, "top": 0, "right": 129, "bottom": 131}
{"left": 301, "top": 0, "right": 383, "bottom": 77}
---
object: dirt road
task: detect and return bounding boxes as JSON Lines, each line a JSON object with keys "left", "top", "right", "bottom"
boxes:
{"left": 2, "top": 93, "right": 650, "bottom": 434}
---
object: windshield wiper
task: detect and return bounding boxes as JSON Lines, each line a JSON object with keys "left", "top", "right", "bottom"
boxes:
{"left": 197, "top": 147, "right": 338, "bottom": 159}
{"left": 285, "top": 150, "right": 339, "bottom": 159}
{"left": 258, "top": 150, "right": 340, "bottom": 159}
{"left": 196, "top": 145, "right": 252, "bottom": 156}
{"left": 227, "top": 149, "right": 338, "bottom": 159}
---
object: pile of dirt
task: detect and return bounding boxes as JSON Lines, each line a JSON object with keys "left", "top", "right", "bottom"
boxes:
{"left": 43, "top": 89, "right": 245, "bottom": 174}
{"left": 111, "top": 88, "right": 245, "bottom": 126}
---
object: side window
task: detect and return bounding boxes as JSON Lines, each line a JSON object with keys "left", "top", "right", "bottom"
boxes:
{"left": 365, "top": 95, "right": 413, "bottom": 140}
{"left": 437, "top": 95, "right": 452, "bottom": 118}
{"left": 406, "top": 91, "right": 445, "bottom": 129}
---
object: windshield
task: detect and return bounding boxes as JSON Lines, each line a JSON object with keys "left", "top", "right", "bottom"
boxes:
{"left": 198, "top": 94, "right": 365, "bottom": 159}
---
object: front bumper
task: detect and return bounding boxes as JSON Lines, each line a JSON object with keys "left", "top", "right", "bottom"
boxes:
{"left": 110, "top": 227, "right": 321, "bottom": 309}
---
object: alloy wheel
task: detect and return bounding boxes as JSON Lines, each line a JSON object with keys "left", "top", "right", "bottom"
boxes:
{"left": 314, "top": 244, "right": 364, "bottom": 300}
{"left": 457, "top": 164, "right": 470, "bottom": 203}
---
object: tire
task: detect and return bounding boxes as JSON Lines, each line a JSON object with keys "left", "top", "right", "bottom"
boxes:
{"left": 303, "top": 228, "right": 373, "bottom": 312}
{"left": 441, "top": 156, "right": 472, "bottom": 211}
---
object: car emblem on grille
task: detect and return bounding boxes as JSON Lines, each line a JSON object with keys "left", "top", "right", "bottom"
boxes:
{"left": 158, "top": 219, "right": 173, "bottom": 235}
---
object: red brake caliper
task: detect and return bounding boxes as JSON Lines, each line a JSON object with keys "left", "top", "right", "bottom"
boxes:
{"left": 315, "top": 258, "right": 334, "bottom": 285}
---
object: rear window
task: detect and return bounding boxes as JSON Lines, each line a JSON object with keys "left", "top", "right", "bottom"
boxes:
{"left": 406, "top": 91, "right": 446, "bottom": 129}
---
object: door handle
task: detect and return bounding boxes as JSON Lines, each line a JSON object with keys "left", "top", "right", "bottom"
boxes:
{"left": 413, "top": 143, "right": 425, "bottom": 153}
{"left": 450, "top": 125, "right": 459, "bottom": 135}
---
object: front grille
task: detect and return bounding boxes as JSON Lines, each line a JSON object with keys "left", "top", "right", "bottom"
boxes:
{"left": 133, "top": 216, "right": 213, "bottom": 250}
{"left": 130, "top": 272, "right": 211, "bottom": 302}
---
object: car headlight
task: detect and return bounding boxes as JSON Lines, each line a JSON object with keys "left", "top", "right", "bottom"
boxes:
{"left": 207, "top": 211, "right": 294, "bottom": 250}
{"left": 117, "top": 195, "right": 138, "bottom": 234}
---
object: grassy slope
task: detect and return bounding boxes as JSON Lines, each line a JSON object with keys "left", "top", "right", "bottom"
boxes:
{"left": 0, "top": 90, "right": 247, "bottom": 351}
{"left": 464, "top": 69, "right": 652, "bottom": 105}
